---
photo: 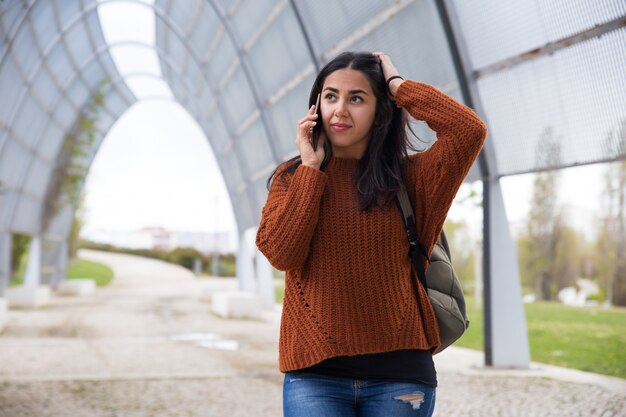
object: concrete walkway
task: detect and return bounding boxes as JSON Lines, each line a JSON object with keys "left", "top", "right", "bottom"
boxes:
{"left": 0, "top": 250, "right": 624, "bottom": 416}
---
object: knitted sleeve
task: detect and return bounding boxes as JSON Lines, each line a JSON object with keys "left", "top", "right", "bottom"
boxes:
{"left": 395, "top": 80, "right": 487, "bottom": 255}
{"left": 255, "top": 163, "right": 328, "bottom": 271}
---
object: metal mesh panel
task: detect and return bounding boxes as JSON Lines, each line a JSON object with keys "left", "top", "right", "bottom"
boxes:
{"left": 252, "top": 176, "right": 271, "bottom": 220}
{"left": 166, "top": 24, "right": 190, "bottom": 74}
{"left": 231, "top": 0, "right": 280, "bottom": 44}
{"left": 38, "top": 122, "right": 64, "bottom": 161}
{"left": 453, "top": 0, "right": 626, "bottom": 69}
{"left": 236, "top": 118, "right": 274, "bottom": 176}
{"left": 12, "top": 21, "right": 39, "bottom": 74}
{"left": 294, "top": 0, "right": 393, "bottom": 53}
{"left": 237, "top": 190, "right": 255, "bottom": 232}
{"left": 247, "top": 6, "right": 310, "bottom": 100}
{"left": 169, "top": 0, "right": 199, "bottom": 30}
{"left": 0, "top": 0, "right": 27, "bottom": 39}
{"left": 31, "top": 68, "right": 60, "bottom": 113}
{"left": 13, "top": 94, "right": 46, "bottom": 148}
{"left": 0, "top": 139, "right": 30, "bottom": 189}
{"left": 208, "top": 31, "right": 237, "bottom": 81}
{"left": 451, "top": 0, "right": 626, "bottom": 175}
{"left": 220, "top": 67, "right": 256, "bottom": 127}
{"left": 0, "top": 0, "right": 134, "bottom": 241}
{"left": 350, "top": 0, "right": 456, "bottom": 87}
{"left": 0, "top": 190, "right": 17, "bottom": 230}
{"left": 219, "top": 151, "right": 245, "bottom": 193}
{"left": 189, "top": 4, "right": 220, "bottom": 63}
{"left": 265, "top": 72, "right": 315, "bottom": 160}
{"left": 56, "top": 0, "right": 82, "bottom": 31}
{"left": 13, "top": 193, "right": 42, "bottom": 234}
{"left": 0, "top": 56, "right": 24, "bottom": 126}
{"left": 66, "top": 78, "right": 91, "bottom": 108}
{"left": 23, "top": 159, "right": 53, "bottom": 199}
{"left": 205, "top": 113, "right": 232, "bottom": 156}
{"left": 30, "top": 1, "right": 58, "bottom": 52}
{"left": 477, "top": 26, "right": 626, "bottom": 175}
{"left": 65, "top": 19, "right": 93, "bottom": 66}
{"left": 47, "top": 43, "right": 75, "bottom": 87}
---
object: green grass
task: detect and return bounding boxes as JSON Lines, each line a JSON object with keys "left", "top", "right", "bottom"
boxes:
{"left": 275, "top": 282, "right": 285, "bottom": 304}
{"left": 454, "top": 296, "right": 483, "bottom": 350}
{"left": 457, "top": 297, "right": 626, "bottom": 379}
{"left": 273, "top": 284, "right": 626, "bottom": 379}
{"left": 66, "top": 258, "right": 114, "bottom": 286}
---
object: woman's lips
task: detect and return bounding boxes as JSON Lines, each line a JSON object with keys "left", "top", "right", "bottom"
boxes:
{"left": 331, "top": 123, "right": 351, "bottom": 132}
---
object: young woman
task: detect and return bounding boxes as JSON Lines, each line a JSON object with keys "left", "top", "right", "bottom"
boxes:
{"left": 256, "top": 51, "right": 487, "bottom": 417}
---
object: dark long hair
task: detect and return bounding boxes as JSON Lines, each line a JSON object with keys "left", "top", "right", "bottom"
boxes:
{"left": 266, "top": 51, "right": 421, "bottom": 211}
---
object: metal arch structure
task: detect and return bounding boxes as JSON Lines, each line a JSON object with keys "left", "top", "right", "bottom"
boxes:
{"left": 0, "top": 0, "right": 137, "bottom": 293}
{"left": 435, "top": 0, "right": 529, "bottom": 368}
{"left": 1, "top": 0, "right": 625, "bottom": 370}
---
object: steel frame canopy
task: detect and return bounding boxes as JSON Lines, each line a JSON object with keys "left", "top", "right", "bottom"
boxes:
{"left": 0, "top": 0, "right": 136, "bottom": 290}
{"left": 0, "top": 0, "right": 625, "bottom": 368}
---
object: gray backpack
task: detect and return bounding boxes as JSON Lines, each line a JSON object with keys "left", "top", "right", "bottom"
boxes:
{"left": 396, "top": 183, "right": 470, "bottom": 353}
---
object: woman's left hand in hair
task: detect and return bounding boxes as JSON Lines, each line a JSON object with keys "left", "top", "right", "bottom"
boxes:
{"left": 373, "top": 52, "right": 403, "bottom": 99}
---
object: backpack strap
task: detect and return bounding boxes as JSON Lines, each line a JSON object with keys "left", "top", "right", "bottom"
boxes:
{"left": 395, "top": 183, "right": 429, "bottom": 289}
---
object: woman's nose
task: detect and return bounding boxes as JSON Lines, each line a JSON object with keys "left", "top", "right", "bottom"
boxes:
{"left": 334, "top": 99, "right": 349, "bottom": 117}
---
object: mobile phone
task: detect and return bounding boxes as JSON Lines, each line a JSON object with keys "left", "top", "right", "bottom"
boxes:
{"left": 311, "top": 93, "right": 321, "bottom": 150}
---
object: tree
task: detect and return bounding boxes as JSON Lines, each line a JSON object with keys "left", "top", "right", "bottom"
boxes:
{"left": 522, "top": 127, "right": 565, "bottom": 300}
{"left": 552, "top": 223, "right": 583, "bottom": 290}
{"left": 596, "top": 119, "right": 626, "bottom": 306}
{"left": 443, "top": 219, "right": 475, "bottom": 292}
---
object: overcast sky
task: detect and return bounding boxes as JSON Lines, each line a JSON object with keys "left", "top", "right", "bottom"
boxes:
{"left": 82, "top": 0, "right": 608, "bottom": 252}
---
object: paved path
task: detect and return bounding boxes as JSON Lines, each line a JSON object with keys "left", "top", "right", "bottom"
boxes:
{"left": 0, "top": 250, "right": 624, "bottom": 416}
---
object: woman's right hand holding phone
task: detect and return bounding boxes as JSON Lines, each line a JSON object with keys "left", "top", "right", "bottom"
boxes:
{"left": 296, "top": 97, "right": 326, "bottom": 170}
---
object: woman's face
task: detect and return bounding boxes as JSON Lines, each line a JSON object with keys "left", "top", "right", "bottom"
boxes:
{"left": 320, "top": 68, "right": 377, "bottom": 159}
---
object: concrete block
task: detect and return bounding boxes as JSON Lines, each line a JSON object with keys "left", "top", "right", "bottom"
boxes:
{"left": 56, "top": 278, "right": 96, "bottom": 296}
{"left": 200, "top": 287, "right": 215, "bottom": 303}
{"left": 0, "top": 298, "right": 7, "bottom": 331}
{"left": 211, "top": 291, "right": 262, "bottom": 320}
{"left": 6, "top": 285, "right": 51, "bottom": 308}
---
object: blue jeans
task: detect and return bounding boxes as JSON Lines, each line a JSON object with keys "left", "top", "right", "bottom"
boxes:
{"left": 283, "top": 372, "right": 436, "bottom": 417}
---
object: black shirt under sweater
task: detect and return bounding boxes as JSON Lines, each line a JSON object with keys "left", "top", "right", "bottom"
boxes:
{"left": 291, "top": 349, "right": 437, "bottom": 387}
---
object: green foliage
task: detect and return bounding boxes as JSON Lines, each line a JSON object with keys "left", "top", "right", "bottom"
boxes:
{"left": 595, "top": 119, "right": 626, "bottom": 306}
{"left": 519, "top": 126, "right": 566, "bottom": 300}
{"left": 516, "top": 127, "right": 589, "bottom": 300}
{"left": 167, "top": 247, "right": 202, "bottom": 270}
{"left": 275, "top": 282, "right": 285, "bottom": 304}
{"left": 79, "top": 240, "right": 237, "bottom": 276}
{"left": 456, "top": 297, "right": 626, "bottom": 379}
{"left": 586, "top": 290, "right": 606, "bottom": 302}
{"left": 455, "top": 296, "right": 484, "bottom": 350}
{"left": 42, "top": 78, "right": 108, "bottom": 232}
{"left": 10, "top": 233, "right": 30, "bottom": 275}
{"left": 443, "top": 219, "right": 476, "bottom": 292}
{"left": 9, "top": 245, "right": 28, "bottom": 287}
{"left": 66, "top": 258, "right": 114, "bottom": 286}
{"left": 68, "top": 193, "right": 86, "bottom": 258}
{"left": 212, "top": 253, "right": 237, "bottom": 277}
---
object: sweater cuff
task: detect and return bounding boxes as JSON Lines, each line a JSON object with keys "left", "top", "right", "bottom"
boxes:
{"left": 293, "top": 164, "right": 328, "bottom": 197}
{"left": 395, "top": 80, "right": 433, "bottom": 109}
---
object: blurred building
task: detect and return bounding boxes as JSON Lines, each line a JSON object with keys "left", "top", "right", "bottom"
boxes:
{"left": 84, "top": 226, "right": 233, "bottom": 254}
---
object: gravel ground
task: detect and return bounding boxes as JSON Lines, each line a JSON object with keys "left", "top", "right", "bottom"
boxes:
{"left": 0, "top": 249, "right": 624, "bottom": 417}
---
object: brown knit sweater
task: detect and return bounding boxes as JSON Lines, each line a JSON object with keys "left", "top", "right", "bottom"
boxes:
{"left": 256, "top": 80, "right": 487, "bottom": 373}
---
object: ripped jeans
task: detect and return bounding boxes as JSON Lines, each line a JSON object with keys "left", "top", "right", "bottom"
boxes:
{"left": 283, "top": 372, "right": 436, "bottom": 417}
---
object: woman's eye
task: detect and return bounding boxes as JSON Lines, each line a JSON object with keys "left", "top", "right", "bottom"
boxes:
{"left": 351, "top": 96, "right": 363, "bottom": 103}
{"left": 324, "top": 93, "right": 336, "bottom": 100}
